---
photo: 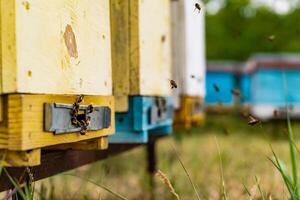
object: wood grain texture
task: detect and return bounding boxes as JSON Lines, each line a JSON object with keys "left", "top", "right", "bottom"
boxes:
{"left": 171, "top": 0, "right": 206, "bottom": 97}
{"left": 0, "top": 94, "right": 115, "bottom": 151}
{"left": 115, "top": 95, "right": 129, "bottom": 112}
{"left": 110, "top": 0, "right": 130, "bottom": 112}
{"left": 0, "top": 0, "right": 112, "bottom": 95}
{"left": 130, "top": 0, "right": 172, "bottom": 96}
{"left": 46, "top": 137, "right": 108, "bottom": 150}
{"left": 0, "top": 149, "right": 41, "bottom": 167}
{"left": 174, "top": 96, "right": 205, "bottom": 129}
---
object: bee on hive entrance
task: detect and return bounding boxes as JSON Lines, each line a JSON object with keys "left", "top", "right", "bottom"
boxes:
{"left": 247, "top": 115, "right": 261, "bottom": 126}
{"left": 194, "top": 2, "right": 201, "bottom": 13}
{"left": 169, "top": 79, "right": 178, "bottom": 89}
{"left": 213, "top": 84, "right": 220, "bottom": 92}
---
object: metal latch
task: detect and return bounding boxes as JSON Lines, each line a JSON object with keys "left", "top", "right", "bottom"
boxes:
{"left": 44, "top": 103, "right": 111, "bottom": 135}
{"left": 149, "top": 97, "right": 172, "bottom": 124}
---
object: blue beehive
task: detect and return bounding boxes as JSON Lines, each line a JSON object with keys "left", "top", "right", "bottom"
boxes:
{"left": 206, "top": 61, "right": 242, "bottom": 106}
{"left": 109, "top": 96, "right": 173, "bottom": 143}
{"left": 242, "top": 54, "right": 300, "bottom": 120}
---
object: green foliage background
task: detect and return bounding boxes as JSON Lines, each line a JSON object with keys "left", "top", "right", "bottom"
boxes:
{"left": 205, "top": 0, "right": 300, "bottom": 60}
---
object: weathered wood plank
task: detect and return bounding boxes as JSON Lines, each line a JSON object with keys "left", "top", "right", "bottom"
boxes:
{"left": 0, "top": 0, "right": 112, "bottom": 95}
{"left": 46, "top": 137, "right": 109, "bottom": 150}
{"left": 0, "top": 94, "right": 115, "bottom": 151}
{"left": 110, "top": 0, "right": 171, "bottom": 98}
{"left": 110, "top": 0, "right": 130, "bottom": 112}
{"left": 171, "top": 0, "right": 206, "bottom": 97}
{"left": 130, "top": 0, "right": 172, "bottom": 96}
{"left": 0, "top": 149, "right": 41, "bottom": 167}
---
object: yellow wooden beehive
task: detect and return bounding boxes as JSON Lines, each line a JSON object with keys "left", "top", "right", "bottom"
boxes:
{"left": 110, "top": 0, "right": 172, "bottom": 112}
{"left": 0, "top": 0, "right": 115, "bottom": 166}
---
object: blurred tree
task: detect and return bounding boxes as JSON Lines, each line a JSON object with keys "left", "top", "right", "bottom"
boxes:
{"left": 205, "top": 0, "right": 300, "bottom": 60}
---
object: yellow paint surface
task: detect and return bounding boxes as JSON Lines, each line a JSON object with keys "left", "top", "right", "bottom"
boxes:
{"left": 0, "top": 94, "right": 115, "bottom": 151}
{"left": 1, "top": 0, "right": 112, "bottom": 95}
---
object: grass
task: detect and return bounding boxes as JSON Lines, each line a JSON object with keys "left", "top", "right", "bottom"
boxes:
{"left": 2, "top": 114, "right": 300, "bottom": 199}
{"left": 18, "top": 114, "right": 300, "bottom": 200}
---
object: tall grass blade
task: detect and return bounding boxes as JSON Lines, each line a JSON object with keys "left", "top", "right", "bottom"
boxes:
{"left": 156, "top": 169, "right": 180, "bottom": 200}
{"left": 171, "top": 145, "right": 201, "bottom": 200}
{"left": 282, "top": 70, "right": 299, "bottom": 198}
{"left": 0, "top": 151, "right": 7, "bottom": 176}
{"left": 255, "top": 176, "right": 265, "bottom": 200}
{"left": 268, "top": 146, "right": 295, "bottom": 198}
{"left": 242, "top": 183, "right": 253, "bottom": 200}
{"left": 214, "top": 136, "right": 228, "bottom": 200}
{"left": 3, "top": 168, "right": 27, "bottom": 200}
{"left": 64, "top": 174, "right": 128, "bottom": 200}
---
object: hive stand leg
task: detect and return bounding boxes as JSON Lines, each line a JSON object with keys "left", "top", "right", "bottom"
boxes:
{"left": 146, "top": 139, "right": 157, "bottom": 200}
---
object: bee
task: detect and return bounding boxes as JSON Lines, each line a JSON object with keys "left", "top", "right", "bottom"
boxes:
{"left": 88, "top": 104, "right": 94, "bottom": 114}
{"left": 268, "top": 35, "right": 276, "bottom": 42}
{"left": 191, "top": 75, "right": 195, "bottom": 79}
{"left": 213, "top": 84, "right": 220, "bottom": 92}
{"left": 194, "top": 2, "right": 201, "bottom": 13}
{"left": 169, "top": 79, "right": 178, "bottom": 89}
{"left": 247, "top": 115, "right": 261, "bottom": 126}
{"left": 231, "top": 89, "right": 241, "bottom": 97}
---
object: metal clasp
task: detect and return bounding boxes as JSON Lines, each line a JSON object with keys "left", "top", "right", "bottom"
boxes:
{"left": 149, "top": 97, "right": 171, "bottom": 124}
{"left": 44, "top": 103, "right": 111, "bottom": 135}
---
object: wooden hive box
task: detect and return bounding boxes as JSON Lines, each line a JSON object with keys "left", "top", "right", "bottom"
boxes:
{"left": 0, "top": 0, "right": 115, "bottom": 166}
{"left": 171, "top": 0, "right": 206, "bottom": 107}
{"left": 171, "top": 0, "right": 206, "bottom": 129}
{"left": 110, "top": 0, "right": 172, "bottom": 112}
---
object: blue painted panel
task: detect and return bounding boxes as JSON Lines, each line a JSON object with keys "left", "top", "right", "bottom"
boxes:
{"left": 205, "top": 72, "right": 235, "bottom": 105}
{"left": 109, "top": 96, "right": 173, "bottom": 144}
{"left": 251, "top": 68, "right": 300, "bottom": 105}
{"left": 240, "top": 75, "right": 251, "bottom": 104}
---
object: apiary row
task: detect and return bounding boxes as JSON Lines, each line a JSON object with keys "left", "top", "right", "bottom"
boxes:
{"left": 205, "top": 54, "right": 300, "bottom": 120}
{"left": 0, "top": 0, "right": 206, "bottom": 167}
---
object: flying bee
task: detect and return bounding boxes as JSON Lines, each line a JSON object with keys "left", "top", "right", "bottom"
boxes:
{"left": 213, "top": 84, "right": 220, "bottom": 92}
{"left": 247, "top": 115, "right": 261, "bottom": 126}
{"left": 194, "top": 2, "right": 201, "bottom": 13}
{"left": 169, "top": 79, "right": 178, "bottom": 89}
{"left": 268, "top": 35, "right": 276, "bottom": 42}
{"left": 231, "top": 88, "right": 241, "bottom": 97}
{"left": 191, "top": 75, "right": 195, "bottom": 79}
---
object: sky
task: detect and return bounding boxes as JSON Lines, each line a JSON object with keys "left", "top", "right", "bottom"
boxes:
{"left": 205, "top": 0, "right": 299, "bottom": 14}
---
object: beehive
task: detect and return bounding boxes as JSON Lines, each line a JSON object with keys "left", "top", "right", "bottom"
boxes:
{"left": 205, "top": 61, "right": 241, "bottom": 108}
{"left": 110, "top": 0, "right": 172, "bottom": 112}
{"left": 171, "top": 0, "right": 206, "bottom": 108}
{"left": 243, "top": 54, "right": 300, "bottom": 120}
{"left": 0, "top": 0, "right": 115, "bottom": 166}
{"left": 171, "top": 0, "right": 206, "bottom": 128}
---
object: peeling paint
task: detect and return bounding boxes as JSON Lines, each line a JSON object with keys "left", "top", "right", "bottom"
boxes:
{"left": 63, "top": 24, "right": 78, "bottom": 58}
